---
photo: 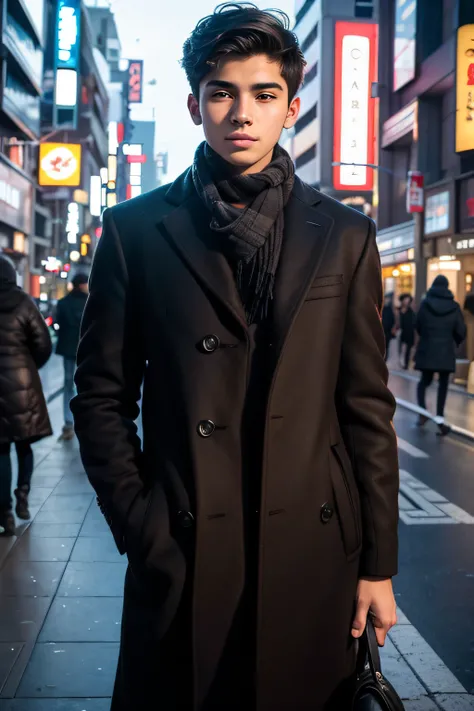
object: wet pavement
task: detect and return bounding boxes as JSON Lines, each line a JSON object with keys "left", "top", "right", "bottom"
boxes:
{"left": 0, "top": 360, "right": 473, "bottom": 709}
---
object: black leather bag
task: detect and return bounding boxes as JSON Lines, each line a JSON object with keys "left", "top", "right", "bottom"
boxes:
{"left": 352, "top": 619, "right": 405, "bottom": 710}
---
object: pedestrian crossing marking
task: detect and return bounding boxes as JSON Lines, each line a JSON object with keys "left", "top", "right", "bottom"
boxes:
{"left": 399, "top": 470, "right": 474, "bottom": 525}
{"left": 397, "top": 437, "right": 429, "bottom": 459}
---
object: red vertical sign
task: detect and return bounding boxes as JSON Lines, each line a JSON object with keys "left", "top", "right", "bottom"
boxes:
{"left": 333, "top": 22, "right": 378, "bottom": 192}
{"left": 128, "top": 60, "right": 143, "bottom": 104}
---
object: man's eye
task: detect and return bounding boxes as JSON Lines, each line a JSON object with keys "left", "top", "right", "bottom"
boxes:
{"left": 257, "top": 93, "right": 276, "bottom": 101}
{"left": 213, "top": 91, "right": 232, "bottom": 98}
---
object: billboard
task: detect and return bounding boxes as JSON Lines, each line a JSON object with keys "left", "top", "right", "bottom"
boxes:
{"left": 39, "top": 143, "right": 82, "bottom": 186}
{"left": 393, "top": 0, "right": 417, "bottom": 92}
{"left": 333, "top": 22, "right": 377, "bottom": 192}
{"left": 456, "top": 25, "right": 474, "bottom": 153}
{"left": 128, "top": 60, "right": 144, "bottom": 103}
{"left": 55, "top": 0, "right": 80, "bottom": 70}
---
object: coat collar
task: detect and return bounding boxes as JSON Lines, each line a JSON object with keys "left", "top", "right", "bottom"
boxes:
{"left": 158, "top": 168, "right": 333, "bottom": 341}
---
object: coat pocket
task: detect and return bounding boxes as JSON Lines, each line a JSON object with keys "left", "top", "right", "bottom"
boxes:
{"left": 329, "top": 443, "right": 362, "bottom": 559}
{"left": 306, "top": 275, "right": 343, "bottom": 301}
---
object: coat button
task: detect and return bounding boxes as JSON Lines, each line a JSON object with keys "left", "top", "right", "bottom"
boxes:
{"left": 197, "top": 419, "right": 215, "bottom": 437}
{"left": 177, "top": 511, "right": 195, "bottom": 528}
{"left": 320, "top": 503, "right": 334, "bottom": 524}
{"left": 202, "top": 335, "right": 220, "bottom": 353}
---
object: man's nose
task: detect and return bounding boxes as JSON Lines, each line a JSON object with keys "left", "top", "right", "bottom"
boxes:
{"left": 230, "top": 98, "right": 253, "bottom": 126}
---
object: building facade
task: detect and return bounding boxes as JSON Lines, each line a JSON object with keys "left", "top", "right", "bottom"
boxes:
{"left": 289, "top": 0, "right": 377, "bottom": 213}
{"left": 377, "top": 0, "right": 474, "bottom": 312}
{"left": 0, "top": 0, "right": 47, "bottom": 289}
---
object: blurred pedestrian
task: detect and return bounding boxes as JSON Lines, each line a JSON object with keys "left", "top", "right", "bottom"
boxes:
{"left": 382, "top": 292, "right": 397, "bottom": 361}
{"left": 415, "top": 275, "right": 466, "bottom": 435}
{"left": 72, "top": 5, "right": 399, "bottom": 709}
{"left": 398, "top": 293, "right": 416, "bottom": 369}
{"left": 55, "top": 273, "right": 88, "bottom": 441}
{"left": 0, "top": 256, "right": 52, "bottom": 536}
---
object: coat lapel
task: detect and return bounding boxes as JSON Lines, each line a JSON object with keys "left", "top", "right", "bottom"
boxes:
{"left": 159, "top": 171, "right": 248, "bottom": 331}
{"left": 272, "top": 178, "right": 335, "bottom": 351}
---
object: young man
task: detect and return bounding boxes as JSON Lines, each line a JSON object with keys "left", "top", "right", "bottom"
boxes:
{"left": 72, "top": 4, "right": 399, "bottom": 710}
{"left": 55, "top": 272, "right": 88, "bottom": 440}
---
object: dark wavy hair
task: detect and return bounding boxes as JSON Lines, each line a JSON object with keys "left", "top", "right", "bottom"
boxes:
{"left": 181, "top": 3, "right": 306, "bottom": 102}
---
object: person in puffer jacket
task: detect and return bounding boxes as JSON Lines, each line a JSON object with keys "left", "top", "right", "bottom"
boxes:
{"left": 415, "top": 274, "right": 466, "bottom": 435}
{"left": 0, "top": 256, "right": 52, "bottom": 535}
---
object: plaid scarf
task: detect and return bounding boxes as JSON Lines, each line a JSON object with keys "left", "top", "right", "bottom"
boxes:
{"left": 192, "top": 141, "right": 295, "bottom": 323}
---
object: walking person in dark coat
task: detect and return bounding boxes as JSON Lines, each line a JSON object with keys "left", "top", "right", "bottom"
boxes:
{"left": 382, "top": 292, "right": 397, "bottom": 361}
{"left": 415, "top": 275, "right": 466, "bottom": 435}
{"left": 55, "top": 273, "right": 88, "bottom": 440}
{"left": 71, "top": 5, "right": 399, "bottom": 710}
{"left": 398, "top": 293, "right": 416, "bottom": 369}
{"left": 0, "top": 256, "right": 52, "bottom": 536}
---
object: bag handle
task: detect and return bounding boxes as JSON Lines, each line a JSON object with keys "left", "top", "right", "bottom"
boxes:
{"left": 356, "top": 617, "right": 382, "bottom": 679}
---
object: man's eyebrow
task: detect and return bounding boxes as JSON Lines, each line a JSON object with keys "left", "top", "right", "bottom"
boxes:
{"left": 205, "top": 80, "right": 284, "bottom": 91}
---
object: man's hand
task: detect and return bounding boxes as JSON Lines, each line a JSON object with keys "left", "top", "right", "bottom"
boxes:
{"left": 351, "top": 578, "right": 397, "bottom": 646}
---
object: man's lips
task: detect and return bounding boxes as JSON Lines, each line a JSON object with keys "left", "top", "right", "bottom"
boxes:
{"left": 226, "top": 134, "right": 258, "bottom": 142}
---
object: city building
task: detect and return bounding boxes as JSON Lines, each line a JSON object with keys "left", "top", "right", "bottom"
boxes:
{"left": 0, "top": 0, "right": 48, "bottom": 289}
{"left": 128, "top": 119, "right": 156, "bottom": 194}
{"left": 288, "top": 0, "right": 377, "bottom": 213}
{"left": 377, "top": 0, "right": 474, "bottom": 311}
{"left": 37, "top": 0, "right": 110, "bottom": 300}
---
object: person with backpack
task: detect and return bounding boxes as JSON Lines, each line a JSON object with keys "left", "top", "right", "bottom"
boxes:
{"left": 0, "top": 256, "right": 52, "bottom": 536}
{"left": 415, "top": 275, "right": 466, "bottom": 434}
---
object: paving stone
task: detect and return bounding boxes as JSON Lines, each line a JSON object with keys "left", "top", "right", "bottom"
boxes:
{"left": 57, "top": 562, "right": 126, "bottom": 597}
{"left": 0, "top": 560, "right": 66, "bottom": 597}
{"left": 0, "top": 643, "right": 22, "bottom": 691}
{"left": 71, "top": 537, "right": 123, "bottom": 563}
{"left": 11, "top": 537, "right": 74, "bottom": 563}
{"left": 380, "top": 637, "right": 427, "bottom": 699}
{"left": 29, "top": 476, "right": 64, "bottom": 489}
{"left": 16, "top": 642, "right": 118, "bottom": 698}
{"left": 0, "top": 699, "right": 110, "bottom": 710}
{"left": 0, "top": 597, "right": 51, "bottom": 642}
{"left": 53, "top": 478, "right": 93, "bottom": 495}
{"left": 435, "top": 694, "right": 474, "bottom": 710}
{"left": 403, "top": 699, "right": 439, "bottom": 711}
{"left": 79, "top": 516, "right": 111, "bottom": 537}
{"left": 39, "top": 495, "right": 93, "bottom": 513}
{"left": 25, "top": 524, "right": 82, "bottom": 538}
{"left": 39, "top": 597, "right": 123, "bottom": 642}
{"left": 33, "top": 509, "right": 88, "bottom": 525}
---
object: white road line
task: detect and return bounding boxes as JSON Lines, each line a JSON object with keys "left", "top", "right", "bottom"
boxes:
{"left": 398, "top": 470, "right": 474, "bottom": 525}
{"left": 397, "top": 437, "right": 430, "bottom": 459}
{"left": 382, "top": 606, "right": 473, "bottom": 708}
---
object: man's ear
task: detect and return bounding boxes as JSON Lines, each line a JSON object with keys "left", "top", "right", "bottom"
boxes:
{"left": 188, "top": 94, "right": 202, "bottom": 125}
{"left": 284, "top": 96, "right": 301, "bottom": 130}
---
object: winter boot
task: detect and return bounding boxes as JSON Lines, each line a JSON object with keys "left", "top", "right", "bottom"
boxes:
{"left": 0, "top": 510, "right": 16, "bottom": 536}
{"left": 59, "top": 425, "right": 75, "bottom": 441}
{"left": 14, "top": 486, "right": 30, "bottom": 520}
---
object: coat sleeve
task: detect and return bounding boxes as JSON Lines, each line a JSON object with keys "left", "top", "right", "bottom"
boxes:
{"left": 71, "top": 208, "right": 147, "bottom": 554}
{"left": 25, "top": 299, "right": 53, "bottom": 369}
{"left": 454, "top": 305, "right": 467, "bottom": 346}
{"left": 336, "top": 219, "right": 399, "bottom": 579}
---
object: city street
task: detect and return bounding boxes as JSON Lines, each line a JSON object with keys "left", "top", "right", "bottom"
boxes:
{"left": 0, "top": 359, "right": 473, "bottom": 710}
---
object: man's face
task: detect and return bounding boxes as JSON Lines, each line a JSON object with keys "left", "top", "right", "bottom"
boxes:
{"left": 188, "top": 54, "right": 300, "bottom": 174}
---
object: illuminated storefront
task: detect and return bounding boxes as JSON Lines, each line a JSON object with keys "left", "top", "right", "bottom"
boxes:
{"left": 377, "top": 220, "right": 415, "bottom": 298}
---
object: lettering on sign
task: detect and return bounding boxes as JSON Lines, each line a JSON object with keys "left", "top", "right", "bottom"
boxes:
{"left": 333, "top": 22, "right": 376, "bottom": 192}
{"left": 457, "top": 238, "right": 474, "bottom": 250}
{"left": 128, "top": 60, "right": 143, "bottom": 104}
{"left": 456, "top": 25, "right": 474, "bottom": 152}
{"left": 56, "top": 0, "right": 80, "bottom": 68}
{"left": 66, "top": 202, "right": 79, "bottom": 244}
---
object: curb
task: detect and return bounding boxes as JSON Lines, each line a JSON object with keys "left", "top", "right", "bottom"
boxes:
{"left": 395, "top": 397, "right": 474, "bottom": 443}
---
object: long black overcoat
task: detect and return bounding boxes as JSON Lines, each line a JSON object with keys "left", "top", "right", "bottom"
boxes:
{"left": 72, "top": 172, "right": 399, "bottom": 711}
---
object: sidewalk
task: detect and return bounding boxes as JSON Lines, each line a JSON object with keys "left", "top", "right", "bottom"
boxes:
{"left": 389, "top": 369, "right": 474, "bottom": 436}
{"left": 0, "top": 401, "right": 473, "bottom": 708}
